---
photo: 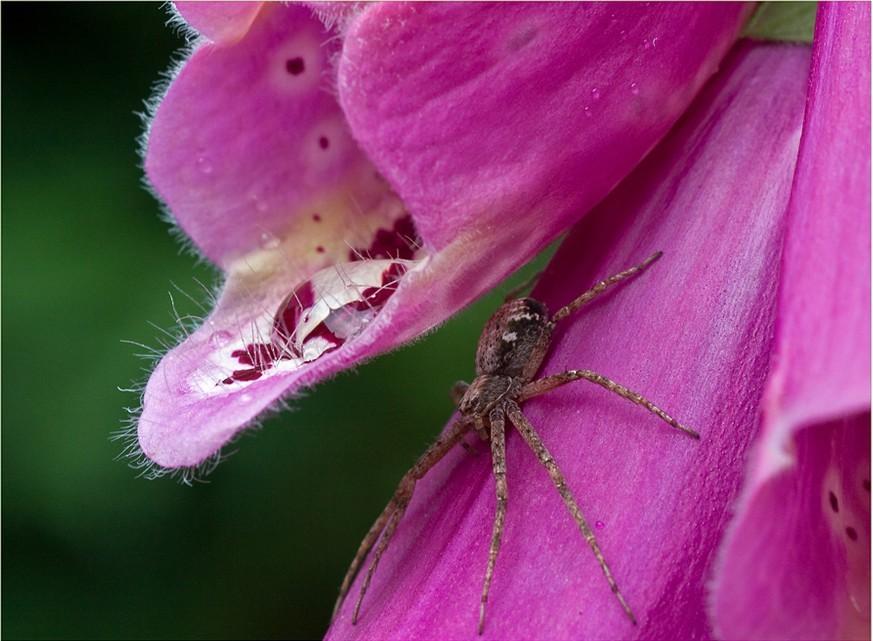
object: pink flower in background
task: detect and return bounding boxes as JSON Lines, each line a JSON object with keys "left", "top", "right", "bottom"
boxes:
{"left": 136, "top": 2, "right": 869, "bottom": 640}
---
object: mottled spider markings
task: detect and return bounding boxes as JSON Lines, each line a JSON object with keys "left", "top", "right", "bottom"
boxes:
{"left": 332, "top": 251, "right": 700, "bottom": 634}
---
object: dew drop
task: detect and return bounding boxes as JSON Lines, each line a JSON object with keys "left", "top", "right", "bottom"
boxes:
{"left": 209, "top": 330, "right": 233, "bottom": 348}
{"left": 260, "top": 231, "right": 280, "bottom": 250}
{"left": 595, "top": 520, "right": 605, "bottom": 530}
{"left": 630, "top": 82, "right": 640, "bottom": 95}
{"left": 583, "top": 106, "right": 592, "bottom": 118}
{"left": 590, "top": 87, "right": 601, "bottom": 101}
{"left": 196, "top": 156, "right": 213, "bottom": 175}
{"left": 652, "top": 36, "right": 659, "bottom": 47}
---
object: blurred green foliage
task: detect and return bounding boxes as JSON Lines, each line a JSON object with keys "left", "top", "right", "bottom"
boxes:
{"left": 1, "top": 4, "right": 547, "bottom": 639}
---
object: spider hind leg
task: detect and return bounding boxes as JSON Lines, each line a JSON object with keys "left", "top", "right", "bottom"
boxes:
{"left": 333, "top": 418, "right": 473, "bottom": 625}
{"left": 479, "top": 407, "right": 508, "bottom": 635}
{"left": 505, "top": 400, "right": 638, "bottom": 626}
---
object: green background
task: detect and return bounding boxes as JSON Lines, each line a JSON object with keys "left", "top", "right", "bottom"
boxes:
{"left": 1, "top": 4, "right": 546, "bottom": 639}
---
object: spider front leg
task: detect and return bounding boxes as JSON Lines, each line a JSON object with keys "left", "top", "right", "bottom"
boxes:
{"left": 332, "top": 417, "right": 473, "bottom": 624}
{"left": 551, "top": 251, "right": 662, "bottom": 324}
{"left": 518, "top": 370, "right": 699, "bottom": 439}
{"left": 451, "top": 382, "right": 488, "bottom": 454}
{"left": 504, "top": 401, "right": 637, "bottom": 625}
{"left": 479, "top": 407, "right": 508, "bottom": 635}
{"left": 451, "top": 381, "right": 470, "bottom": 405}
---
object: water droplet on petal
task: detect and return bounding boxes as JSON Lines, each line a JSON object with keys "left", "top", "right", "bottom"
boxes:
{"left": 595, "top": 520, "right": 605, "bottom": 530}
{"left": 583, "top": 106, "right": 592, "bottom": 118}
{"left": 260, "top": 231, "right": 280, "bottom": 250}
{"left": 630, "top": 82, "right": 640, "bottom": 95}
{"left": 590, "top": 87, "right": 601, "bottom": 101}
{"left": 209, "top": 330, "right": 233, "bottom": 348}
{"left": 197, "top": 156, "right": 213, "bottom": 175}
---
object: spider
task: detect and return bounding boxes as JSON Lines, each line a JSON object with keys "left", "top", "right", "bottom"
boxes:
{"left": 332, "top": 250, "right": 699, "bottom": 634}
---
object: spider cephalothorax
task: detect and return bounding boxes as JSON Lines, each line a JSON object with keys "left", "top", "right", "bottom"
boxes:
{"left": 333, "top": 251, "right": 699, "bottom": 634}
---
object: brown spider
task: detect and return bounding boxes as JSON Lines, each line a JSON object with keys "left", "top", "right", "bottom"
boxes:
{"left": 332, "top": 250, "right": 699, "bottom": 634}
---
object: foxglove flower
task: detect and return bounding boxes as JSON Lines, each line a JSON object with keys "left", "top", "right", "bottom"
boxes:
{"left": 136, "top": 2, "right": 748, "bottom": 471}
{"left": 134, "top": 2, "right": 869, "bottom": 639}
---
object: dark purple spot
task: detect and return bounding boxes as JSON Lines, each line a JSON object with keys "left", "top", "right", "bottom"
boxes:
{"left": 221, "top": 279, "right": 343, "bottom": 385}
{"left": 312, "top": 213, "right": 322, "bottom": 222}
{"left": 846, "top": 526, "right": 858, "bottom": 542}
{"left": 231, "top": 343, "right": 280, "bottom": 368}
{"left": 285, "top": 57, "right": 305, "bottom": 75}
{"left": 318, "top": 136, "right": 330, "bottom": 150}
{"left": 348, "top": 214, "right": 421, "bottom": 261}
{"left": 347, "top": 262, "right": 407, "bottom": 311}
{"left": 233, "top": 369, "right": 262, "bottom": 382}
{"left": 829, "top": 491, "right": 840, "bottom": 513}
{"left": 863, "top": 479, "right": 870, "bottom": 493}
{"left": 316, "top": 245, "right": 325, "bottom": 254}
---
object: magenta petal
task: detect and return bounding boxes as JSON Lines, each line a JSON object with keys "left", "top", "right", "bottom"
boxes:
{"left": 712, "top": 415, "right": 870, "bottom": 641}
{"left": 338, "top": 2, "right": 750, "bottom": 250}
{"left": 173, "top": 1, "right": 263, "bottom": 44}
{"left": 146, "top": 3, "right": 360, "bottom": 266}
{"left": 327, "top": 42, "right": 810, "bottom": 641}
{"left": 711, "top": 5, "right": 871, "bottom": 639}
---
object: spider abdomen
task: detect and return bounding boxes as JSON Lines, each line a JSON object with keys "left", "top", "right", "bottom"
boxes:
{"left": 475, "top": 298, "right": 552, "bottom": 381}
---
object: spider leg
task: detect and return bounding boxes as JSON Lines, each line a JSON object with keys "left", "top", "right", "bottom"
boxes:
{"left": 504, "top": 401, "right": 638, "bottom": 626}
{"left": 550, "top": 251, "right": 662, "bottom": 324}
{"left": 333, "top": 416, "right": 473, "bottom": 625}
{"left": 331, "top": 500, "right": 394, "bottom": 622}
{"left": 518, "top": 370, "right": 699, "bottom": 439}
{"left": 451, "top": 380, "right": 470, "bottom": 405}
{"left": 479, "top": 407, "right": 508, "bottom": 635}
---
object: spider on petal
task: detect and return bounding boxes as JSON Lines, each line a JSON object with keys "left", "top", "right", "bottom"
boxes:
{"left": 333, "top": 251, "right": 700, "bottom": 634}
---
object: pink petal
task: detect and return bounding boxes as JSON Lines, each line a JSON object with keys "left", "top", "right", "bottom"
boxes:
{"left": 147, "top": 3, "right": 357, "bottom": 267}
{"left": 138, "top": 3, "right": 751, "bottom": 471}
{"left": 711, "top": 4, "right": 871, "bottom": 639}
{"left": 327, "top": 42, "right": 810, "bottom": 641}
{"left": 173, "top": 1, "right": 263, "bottom": 44}
{"left": 338, "top": 2, "right": 751, "bottom": 250}
{"left": 712, "top": 415, "right": 870, "bottom": 641}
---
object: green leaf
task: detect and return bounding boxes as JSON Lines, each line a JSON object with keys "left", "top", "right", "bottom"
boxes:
{"left": 742, "top": 2, "right": 817, "bottom": 43}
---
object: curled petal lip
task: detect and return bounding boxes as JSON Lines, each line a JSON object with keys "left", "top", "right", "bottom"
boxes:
{"left": 138, "top": 3, "right": 748, "bottom": 472}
